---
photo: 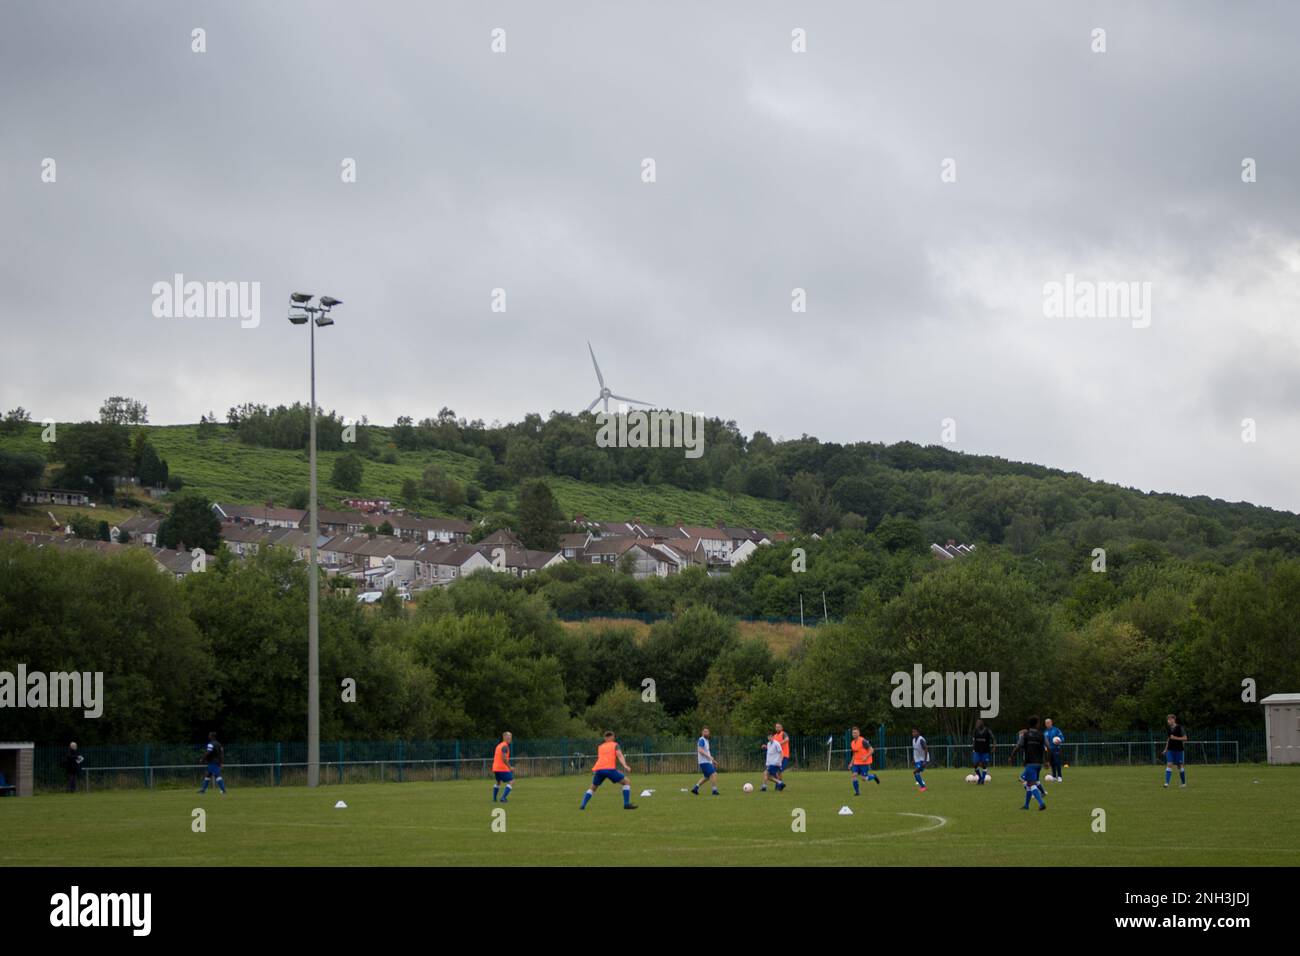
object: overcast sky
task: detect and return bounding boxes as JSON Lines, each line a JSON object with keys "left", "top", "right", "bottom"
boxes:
{"left": 3, "top": 1, "right": 1298, "bottom": 511}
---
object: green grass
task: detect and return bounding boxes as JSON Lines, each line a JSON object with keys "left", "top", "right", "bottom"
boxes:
{"left": 1, "top": 423, "right": 797, "bottom": 528}
{"left": 3, "top": 766, "right": 1295, "bottom": 866}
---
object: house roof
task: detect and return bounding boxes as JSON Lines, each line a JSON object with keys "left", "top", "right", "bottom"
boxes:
{"left": 315, "top": 509, "right": 369, "bottom": 527}
{"left": 583, "top": 535, "right": 639, "bottom": 557}
{"left": 118, "top": 513, "right": 162, "bottom": 534}
{"left": 215, "top": 503, "right": 307, "bottom": 524}
{"left": 387, "top": 514, "right": 474, "bottom": 534}
{"left": 221, "top": 523, "right": 269, "bottom": 544}
{"left": 483, "top": 546, "right": 563, "bottom": 570}
{"left": 151, "top": 547, "right": 194, "bottom": 574}
{"left": 632, "top": 523, "right": 688, "bottom": 539}
{"left": 678, "top": 526, "right": 730, "bottom": 541}
{"left": 478, "top": 529, "right": 523, "bottom": 548}
{"left": 426, "top": 544, "right": 491, "bottom": 567}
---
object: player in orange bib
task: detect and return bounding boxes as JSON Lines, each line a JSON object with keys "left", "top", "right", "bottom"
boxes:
{"left": 775, "top": 723, "right": 792, "bottom": 772}
{"left": 849, "top": 726, "right": 880, "bottom": 794}
{"left": 492, "top": 731, "right": 513, "bottom": 803}
{"left": 579, "top": 731, "right": 638, "bottom": 810}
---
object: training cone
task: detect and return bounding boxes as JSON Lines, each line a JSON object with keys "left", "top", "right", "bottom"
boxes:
{"left": 838, "top": 805, "right": 853, "bottom": 815}
{"left": 334, "top": 800, "right": 347, "bottom": 809}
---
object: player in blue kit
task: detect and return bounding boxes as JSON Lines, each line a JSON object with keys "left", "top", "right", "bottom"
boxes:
{"left": 198, "top": 731, "right": 226, "bottom": 795}
{"left": 692, "top": 726, "right": 720, "bottom": 796}
{"left": 1043, "top": 718, "right": 1064, "bottom": 781}
{"left": 1010, "top": 717, "right": 1047, "bottom": 811}
{"left": 1163, "top": 713, "right": 1188, "bottom": 788}
{"left": 971, "top": 719, "right": 994, "bottom": 784}
{"left": 911, "top": 727, "right": 929, "bottom": 791}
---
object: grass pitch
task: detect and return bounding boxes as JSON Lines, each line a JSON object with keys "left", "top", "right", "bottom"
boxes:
{"left": 2, "top": 765, "right": 1296, "bottom": 866}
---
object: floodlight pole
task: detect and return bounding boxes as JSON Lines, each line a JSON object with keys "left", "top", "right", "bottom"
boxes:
{"left": 308, "top": 311, "right": 319, "bottom": 788}
{"left": 290, "top": 293, "right": 340, "bottom": 789}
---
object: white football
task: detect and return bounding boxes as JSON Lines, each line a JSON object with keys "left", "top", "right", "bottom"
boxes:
{"left": 743, "top": 782, "right": 754, "bottom": 793}
{"left": 965, "top": 774, "right": 977, "bottom": 783}
{"left": 983, "top": 772, "right": 991, "bottom": 782}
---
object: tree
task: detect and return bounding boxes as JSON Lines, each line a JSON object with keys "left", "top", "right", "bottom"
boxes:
{"left": 331, "top": 453, "right": 364, "bottom": 492}
{"left": 287, "top": 488, "right": 309, "bottom": 510}
{"left": 504, "top": 436, "right": 545, "bottom": 480}
{"left": 99, "top": 396, "right": 148, "bottom": 425}
{"left": 517, "top": 480, "right": 563, "bottom": 551}
{"left": 68, "top": 513, "right": 100, "bottom": 539}
{"left": 583, "top": 682, "right": 670, "bottom": 736}
{"left": 378, "top": 520, "right": 394, "bottom": 536}
{"left": 157, "top": 494, "right": 221, "bottom": 553}
{"left": 197, "top": 414, "right": 217, "bottom": 441}
{"left": 51, "top": 422, "right": 130, "bottom": 498}
{"left": 137, "top": 440, "right": 168, "bottom": 488}
{"left": 0, "top": 407, "right": 32, "bottom": 436}
{"left": 401, "top": 478, "right": 421, "bottom": 507}
{"left": 0, "top": 451, "right": 44, "bottom": 510}
{"left": 744, "top": 462, "right": 779, "bottom": 498}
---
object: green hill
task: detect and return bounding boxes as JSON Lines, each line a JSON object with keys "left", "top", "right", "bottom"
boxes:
{"left": 2, "top": 423, "right": 798, "bottom": 530}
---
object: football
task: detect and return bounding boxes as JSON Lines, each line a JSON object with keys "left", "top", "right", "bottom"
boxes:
{"left": 743, "top": 782, "right": 754, "bottom": 793}
{"left": 965, "top": 774, "right": 978, "bottom": 783}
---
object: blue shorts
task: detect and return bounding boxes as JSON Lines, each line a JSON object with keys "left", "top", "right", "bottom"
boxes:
{"left": 206, "top": 762, "right": 222, "bottom": 776}
{"left": 913, "top": 761, "right": 926, "bottom": 772}
{"left": 852, "top": 764, "right": 873, "bottom": 776}
{"left": 766, "top": 764, "right": 782, "bottom": 776}
{"left": 1021, "top": 763, "right": 1041, "bottom": 784}
{"left": 1166, "top": 750, "right": 1184, "bottom": 765}
{"left": 972, "top": 751, "right": 991, "bottom": 765}
{"left": 781, "top": 756, "right": 790, "bottom": 770}
{"left": 494, "top": 771, "right": 513, "bottom": 783}
{"left": 698, "top": 762, "right": 716, "bottom": 777}
{"left": 591, "top": 768, "right": 625, "bottom": 787}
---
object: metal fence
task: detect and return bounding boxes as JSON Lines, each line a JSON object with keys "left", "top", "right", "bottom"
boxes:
{"left": 34, "top": 728, "right": 1266, "bottom": 793}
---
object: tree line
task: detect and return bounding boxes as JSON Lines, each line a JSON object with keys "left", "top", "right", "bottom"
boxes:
{"left": 1, "top": 531, "right": 1292, "bottom": 747}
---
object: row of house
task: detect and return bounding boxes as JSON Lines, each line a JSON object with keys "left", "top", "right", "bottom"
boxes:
{"left": 212, "top": 503, "right": 474, "bottom": 543}
{"left": 566, "top": 517, "right": 778, "bottom": 570}
{"left": 0, "top": 529, "right": 197, "bottom": 580}
{"left": 213, "top": 522, "right": 565, "bottom": 591}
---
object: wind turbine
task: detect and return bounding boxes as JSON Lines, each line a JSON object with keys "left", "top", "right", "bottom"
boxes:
{"left": 584, "top": 342, "right": 653, "bottom": 414}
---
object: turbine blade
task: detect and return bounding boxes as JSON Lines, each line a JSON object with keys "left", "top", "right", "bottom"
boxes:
{"left": 584, "top": 396, "right": 601, "bottom": 413}
{"left": 588, "top": 341, "right": 605, "bottom": 389}
{"left": 610, "top": 394, "right": 653, "bottom": 406}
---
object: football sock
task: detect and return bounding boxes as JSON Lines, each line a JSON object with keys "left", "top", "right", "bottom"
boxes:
{"left": 502, "top": 784, "right": 511, "bottom": 801}
{"left": 199, "top": 778, "right": 209, "bottom": 794}
{"left": 853, "top": 778, "right": 860, "bottom": 795}
{"left": 493, "top": 785, "right": 500, "bottom": 801}
{"left": 580, "top": 789, "right": 593, "bottom": 809}
{"left": 216, "top": 776, "right": 225, "bottom": 794}
{"left": 622, "top": 785, "right": 631, "bottom": 807}
{"left": 1165, "top": 768, "right": 1172, "bottom": 785}
{"left": 1179, "top": 769, "right": 1185, "bottom": 785}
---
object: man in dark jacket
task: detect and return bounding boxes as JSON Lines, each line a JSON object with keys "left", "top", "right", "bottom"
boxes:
{"left": 63, "top": 742, "right": 83, "bottom": 793}
{"left": 1010, "top": 717, "right": 1048, "bottom": 811}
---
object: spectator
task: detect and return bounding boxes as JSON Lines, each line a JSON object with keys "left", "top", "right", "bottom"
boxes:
{"left": 63, "top": 742, "right": 83, "bottom": 793}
